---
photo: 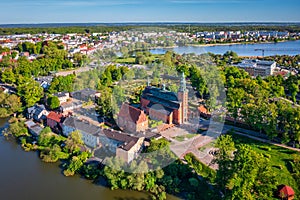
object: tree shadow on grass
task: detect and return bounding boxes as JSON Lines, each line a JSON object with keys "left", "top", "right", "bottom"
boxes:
{"left": 283, "top": 158, "right": 295, "bottom": 173}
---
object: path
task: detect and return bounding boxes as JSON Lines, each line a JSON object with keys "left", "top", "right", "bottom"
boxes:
{"left": 232, "top": 130, "right": 300, "bottom": 153}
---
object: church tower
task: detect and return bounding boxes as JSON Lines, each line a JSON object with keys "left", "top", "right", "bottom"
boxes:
{"left": 177, "top": 72, "right": 188, "bottom": 124}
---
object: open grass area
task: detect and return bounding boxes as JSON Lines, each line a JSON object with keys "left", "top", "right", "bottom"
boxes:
{"left": 174, "top": 133, "right": 198, "bottom": 142}
{"left": 229, "top": 132, "right": 300, "bottom": 198}
{"left": 114, "top": 57, "right": 136, "bottom": 64}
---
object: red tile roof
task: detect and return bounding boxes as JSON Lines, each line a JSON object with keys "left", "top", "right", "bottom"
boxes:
{"left": 118, "top": 103, "right": 147, "bottom": 124}
{"left": 278, "top": 185, "right": 295, "bottom": 197}
{"left": 47, "top": 111, "right": 63, "bottom": 123}
{"left": 198, "top": 105, "right": 208, "bottom": 114}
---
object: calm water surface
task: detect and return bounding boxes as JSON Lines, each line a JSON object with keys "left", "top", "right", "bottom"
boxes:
{"left": 0, "top": 118, "right": 180, "bottom": 200}
{"left": 150, "top": 40, "right": 300, "bottom": 56}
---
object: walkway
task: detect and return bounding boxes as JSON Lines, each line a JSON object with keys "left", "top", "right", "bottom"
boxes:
{"left": 232, "top": 130, "right": 300, "bottom": 153}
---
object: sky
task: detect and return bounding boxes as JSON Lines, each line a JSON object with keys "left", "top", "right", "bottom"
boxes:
{"left": 1, "top": 0, "right": 300, "bottom": 24}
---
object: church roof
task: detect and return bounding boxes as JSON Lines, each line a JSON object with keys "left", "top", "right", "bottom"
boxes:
{"left": 143, "top": 86, "right": 178, "bottom": 102}
{"left": 142, "top": 86, "right": 181, "bottom": 110}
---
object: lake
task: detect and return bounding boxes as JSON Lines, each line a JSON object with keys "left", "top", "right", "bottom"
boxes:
{"left": 0, "top": 118, "right": 179, "bottom": 200}
{"left": 150, "top": 40, "right": 300, "bottom": 56}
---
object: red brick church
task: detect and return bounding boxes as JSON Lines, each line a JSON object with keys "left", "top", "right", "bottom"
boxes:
{"left": 117, "top": 73, "right": 189, "bottom": 133}
{"left": 140, "top": 72, "right": 189, "bottom": 125}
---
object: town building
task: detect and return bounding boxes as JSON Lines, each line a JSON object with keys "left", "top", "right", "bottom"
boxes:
{"left": 102, "top": 129, "right": 144, "bottom": 163}
{"left": 62, "top": 116, "right": 102, "bottom": 148}
{"left": 25, "top": 120, "right": 44, "bottom": 138}
{"left": 26, "top": 104, "right": 49, "bottom": 122}
{"left": 277, "top": 185, "right": 295, "bottom": 200}
{"left": 140, "top": 73, "right": 188, "bottom": 125}
{"left": 117, "top": 103, "right": 149, "bottom": 133}
{"left": 53, "top": 92, "right": 70, "bottom": 104}
{"left": 46, "top": 111, "right": 63, "bottom": 132}
{"left": 235, "top": 59, "right": 276, "bottom": 77}
{"left": 60, "top": 99, "right": 83, "bottom": 113}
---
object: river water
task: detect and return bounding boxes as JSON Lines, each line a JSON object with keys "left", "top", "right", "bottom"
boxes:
{"left": 0, "top": 118, "right": 179, "bottom": 200}
{"left": 150, "top": 40, "right": 300, "bottom": 56}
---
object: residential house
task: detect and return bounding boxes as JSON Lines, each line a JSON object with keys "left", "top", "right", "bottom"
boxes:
{"left": 117, "top": 103, "right": 149, "bottom": 133}
{"left": 35, "top": 76, "right": 53, "bottom": 90}
{"left": 26, "top": 104, "right": 49, "bottom": 122}
{"left": 53, "top": 92, "right": 70, "bottom": 104}
{"left": 47, "top": 111, "right": 63, "bottom": 132}
{"left": 25, "top": 120, "right": 44, "bottom": 138}
{"left": 277, "top": 185, "right": 295, "bottom": 200}
{"left": 60, "top": 99, "right": 83, "bottom": 113}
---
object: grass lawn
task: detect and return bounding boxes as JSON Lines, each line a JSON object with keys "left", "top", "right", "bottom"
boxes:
{"left": 114, "top": 57, "right": 136, "bottom": 64}
{"left": 229, "top": 132, "right": 300, "bottom": 198}
{"left": 174, "top": 133, "right": 198, "bottom": 142}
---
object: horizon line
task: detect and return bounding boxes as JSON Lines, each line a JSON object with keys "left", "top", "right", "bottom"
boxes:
{"left": 1, "top": 21, "right": 300, "bottom": 26}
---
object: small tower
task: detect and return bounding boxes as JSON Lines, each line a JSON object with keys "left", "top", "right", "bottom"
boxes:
{"left": 177, "top": 72, "right": 188, "bottom": 124}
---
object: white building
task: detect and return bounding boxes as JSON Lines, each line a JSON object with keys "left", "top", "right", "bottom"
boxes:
{"left": 236, "top": 59, "right": 276, "bottom": 77}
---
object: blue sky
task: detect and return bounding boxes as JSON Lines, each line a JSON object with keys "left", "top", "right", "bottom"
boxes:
{"left": 1, "top": 0, "right": 300, "bottom": 24}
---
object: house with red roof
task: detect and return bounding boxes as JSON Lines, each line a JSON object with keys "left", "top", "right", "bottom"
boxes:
{"left": 277, "top": 185, "right": 295, "bottom": 200}
{"left": 117, "top": 103, "right": 148, "bottom": 133}
{"left": 47, "top": 111, "right": 63, "bottom": 132}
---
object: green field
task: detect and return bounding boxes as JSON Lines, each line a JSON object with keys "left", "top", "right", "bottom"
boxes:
{"left": 229, "top": 132, "right": 300, "bottom": 198}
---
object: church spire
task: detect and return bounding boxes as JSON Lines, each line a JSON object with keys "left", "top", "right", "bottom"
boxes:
{"left": 179, "top": 72, "right": 186, "bottom": 92}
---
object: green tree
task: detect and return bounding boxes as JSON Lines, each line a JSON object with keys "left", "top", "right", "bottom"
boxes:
{"left": 64, "top": 130, "right": 84, "bottom": 153}
{"left": 47, "top": 96, "right": 60, "bottom": 110}
{"left": 17, "top": 77, "right": 44, "bottom": 107}
{"left": 6, "top": 118, "right": 29, "bottom": 137}
{"left": 1, "top": 68, "right": 16, "bottom": 84}
{"left": 0, "top": 91, "right": 22, "bottom": 117}
{"left": 227, "top": 144, "right": 278, "bottom": 199}
{"left": 227, "top": 88, "right": 245, "bottom": 124}
{"left": 213, "top": 134, "right": 235, "bottom": 193}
